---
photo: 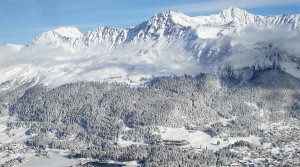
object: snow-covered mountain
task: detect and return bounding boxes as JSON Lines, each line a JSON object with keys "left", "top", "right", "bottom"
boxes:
{"left": 28, "top": 27, "right": 83, "bottom": 48}
{"left": 1, "top": 7, "right": 300, "bottom": 88}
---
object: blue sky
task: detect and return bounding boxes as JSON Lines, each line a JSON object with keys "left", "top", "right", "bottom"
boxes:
{"left": 0, "top": 0, "right": 299, "bottom": 45}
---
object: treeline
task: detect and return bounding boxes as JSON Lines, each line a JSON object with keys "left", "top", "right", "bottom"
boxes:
{"left": 67, "top": 140, "right": 259, "bottom": 166}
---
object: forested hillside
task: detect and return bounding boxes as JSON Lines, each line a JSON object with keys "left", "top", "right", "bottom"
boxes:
{"left": 0, "top": 68, "right": 299, "bottom": 166}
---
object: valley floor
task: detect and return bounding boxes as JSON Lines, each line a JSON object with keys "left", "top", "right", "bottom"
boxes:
{"left": 0, "top": 115, "right": 299, "bottom": 166}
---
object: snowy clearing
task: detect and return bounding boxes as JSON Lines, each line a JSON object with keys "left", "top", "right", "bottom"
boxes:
{"left": 19, "top": 154, "right": 78, "bottom": 167}
{"left": 154, "top": 127, "right": 261, "bottom": 151}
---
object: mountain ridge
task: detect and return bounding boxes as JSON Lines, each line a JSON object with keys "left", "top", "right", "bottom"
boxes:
{"left": 0, "top": 7, "right": 299, "bottom": 88}
{"left": 28, "top": 7, "right": 300, "bottom": 47}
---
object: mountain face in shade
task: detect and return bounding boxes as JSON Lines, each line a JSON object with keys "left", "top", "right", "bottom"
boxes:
{"left": 1, "top": 7, "right": 300, "bottom": 88}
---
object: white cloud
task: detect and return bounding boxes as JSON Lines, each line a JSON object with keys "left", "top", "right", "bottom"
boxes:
{"left": 232, "top": 27, "right": 300, "bottom": 56}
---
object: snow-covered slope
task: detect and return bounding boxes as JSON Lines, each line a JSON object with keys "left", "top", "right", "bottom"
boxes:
{"left": 28, "top": 27, "right": 83, "bottom": 48}
{"left": 0, "top": 7, "right": 300, "bottom": 88}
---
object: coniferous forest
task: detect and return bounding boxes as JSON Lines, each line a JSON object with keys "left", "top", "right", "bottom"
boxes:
{"left": 0, "top": 68, "right": 299, "bottom": 166}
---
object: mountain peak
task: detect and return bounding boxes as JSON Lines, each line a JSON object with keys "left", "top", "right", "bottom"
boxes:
{"left": 221, "top": 6, "right": 247, "bottom": 13}
{"left": 146, "top": 10, "right": 190, "bottom": 27}
{"left": 156, "top": 11, "right": 184, "bottom": 17}
{"left": 28, "top": 27, "right": 82, "bottom": 47}
{"left": 48, "top": 27, "right": 82, "bottom": 38}
{"left": 149, "top": 11, "right": 188, "bottom": 22}
{"left": 220, "top": 6, "right": 250, "bottom": 18}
